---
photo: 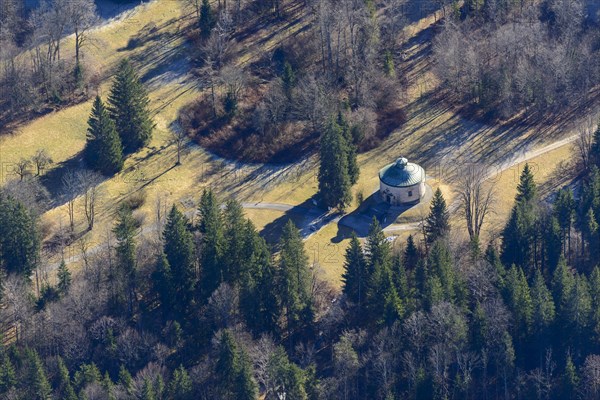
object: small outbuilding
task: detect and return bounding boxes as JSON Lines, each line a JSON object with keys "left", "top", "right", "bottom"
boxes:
{"left": 379, "top": 157, "right": 426, "bottom": 206}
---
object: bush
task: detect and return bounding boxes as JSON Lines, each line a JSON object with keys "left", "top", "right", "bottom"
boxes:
{"left": 124, "top": 190, "right": 147, "bottom": 210}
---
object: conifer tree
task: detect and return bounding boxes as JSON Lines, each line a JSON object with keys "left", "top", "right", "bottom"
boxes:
{"left": 341, "top": 234, "right": 366, "bottom": 306}
{"left": 235, "top": 348, "right": 258, "bottom": 400}
{"left": 503, "top": 265, "right": 533, "bottom": 338}
{"left": 318, "top": 118, "right": 353, "bottom": 210}
{"left": 215, "top": 330, "right": 239, "bottom": 393}
{"left": 108, "top": 59, "right": 153, "bottom": 153}
{"left": 0, "top": 352, "right": 15, "bottom": 393}
{"left": 118, "top": 365, "right": 133, "bottom": 394}
{"left": 278, "top": 220, "right": 312, "bottom": 341}
{"left": 163, "top": 206, "right": 196, "bottom": 314}
{"left": 57, "top": 260, "right": 72, "bottom": 295}
{"left": 585, "top": 208, "right": 599, "bottom": 265}
{"left": 404, "top": 234, "right": 419, "bottom": 270}
{"left": 384, "top": 50, "right": 396, "bottom": 77}
{"left": 113, "top": 205, "right": 137, "bottom": 312}
{"left": 199, "top": 0, "right": 215, "bottom": 39}
{"left": 552, "top": 256, "right": 575, "bottom": 323}
{"left": 0, "top": 195, "right": 39, "bottom": 277}
{"left": 376, "top": 266, "right": 403, "bottom": 325}
{"left": 590, "top": 267, "right": 600, "bottom": 339}
{"left": 502, "top": 164, "right": 538, "bottom": 269}
{"left": 564, "top": 273, "right": 591, "bottom": 344}
{"left": 516, "top": 163, "right": 537, "bottom": 203}
{"left": 153, "top": 253, "right": 176, "bottom": 315}
{"left": 142, "top": 378, "right": 156, "bottom": 400}
{"left": 198, "top": 189, "right": 225, "bottom": 299}
{"left": 531, "top": 269, "right": 555, "bottom": 337}
{"left": 428, "top": 240, "right": 456, "bottom": 304}
{"left": 84, "top": 96, "right": 123, "bottom": 175}
{"left": 555, "top": 187, "right": 574, "bottom": 256}
{"left": 338, "top": 112, "right": 360, "bottom": 185}
{"left": 562, "top": 353, "right": 579, "bottom": 399}
{"left": 25, "top": 349, "right": 51, "bottom": 400}
{"left": 222, "top": 198, "right": 244, "bottom": 284}
{"left": 392, "top": 253, "right": 410, "bottom": 302}
{"left": 238, "top": 221, "right": 279, "bottom": 335}
{"left": 366, "top": 217, "right": 392, "bottom": 272}
{"left": 282, "top": 61, "right": 296, "bottom": 100}
{"left": 168, "top": 365, "right": 193, "bottom": 400}
{"left": 424, "top": 188, "right": 450, "bottom": 245}
{"left": 268, "top": 347, "right": 308, "bottom": 400}
{"left": 544, "top": 216, "right": 563, "bottom": 273}
{"left": 56, "top": 357, "right": 75, "bottom": 400}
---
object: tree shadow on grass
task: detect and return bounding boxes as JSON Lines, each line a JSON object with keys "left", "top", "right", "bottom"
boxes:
{"left": 334, "top": 191, "right": 424, "bottom": 242}
{"left": 259, "top": 197, "right": 333, "bottom": 244}
{"left": 39, "top": 152, "right": 87, "bottom": 206}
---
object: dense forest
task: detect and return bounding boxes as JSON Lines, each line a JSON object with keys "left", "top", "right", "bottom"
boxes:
{"left": 2, "top": 134, "right": 600, "bottom": 399}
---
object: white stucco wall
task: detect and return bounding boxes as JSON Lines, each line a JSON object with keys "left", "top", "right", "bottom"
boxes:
{"left": 380, "top": 180, "right": 425, "bottom": 205}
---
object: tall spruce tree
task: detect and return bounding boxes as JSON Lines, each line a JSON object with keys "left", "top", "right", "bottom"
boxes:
{"left": 503, "top": 265, "right": 533, "bottom": 340}
{"left": 366, "top": 217, "right": 392, "bottom": 272}
{"left": 502, "top": 164, "right": 538, "bottom": 269}
{"left": 108, "top": 59, "right": 153, "bottom": 153}
{"left": 278, "top": 220, "right": 313, "bottom": 341}
{"left": 424, "top": 188, "right": 450, "bottom": 245}
{"left": 0, "top": 351, "right": 15, "bottom": 393}
{"left": 0, "top": 195, "right": 39, "bottom": 277}
{"left": 235, "top": 348, "right": 258, "bottom": 400}
{"left": 590, "top": 267, "right": 600, "bottom": 340}
{"left": 222, "top": 198, "right": 245, "bottom": 284}
{"left": 338, "top": 112, "right": 360, "bottom": 185}
{"left": 318, "top": 118, "right": 354, "bottom": 210}
{"left": 163, "top": 205, "right": 196, "bottom": 314}
{"left": 25, "top": 349, "right": 52, "bottom": 400}
{"left": 198, "top": 189, "right": 225, "bottom": 300}
{"left": 153, "top": 253, "right": 176, "bottom": 316}
{"left": 404, "top": 234, "right": 419, "bottom": 270}
{"left": 215, "top": 330, "right": 239, "bottom": 394}
{"left": 364, "top": 218, "right": 396, "bottom": 323}
{"left": 267, "top": 347, "right": 309, "bottom": 400}
{"left": 531, "top": 268, "right": 555, "bottom": 338}
{"left": 342, "top": 233, "right": 366, "bottom": 307}
{"left": 555, "top": 188, "right": 574, "bottom": 257}
{"left": 199, "top": 0, "right": 215, "bottom": 39}
{"left": 238, "top": 220, "right": 279, "bottom": 335}
{"left": 84, "top": 96, "right": 123, "bottom": 175}
{"left": 113, "top": 205, "right": 137, "bottom": 313}
{"left": 168, "top": 365, "right": 193, "bottom": 400}
{"left": 57, "top": 260, "right": 72, "bottom": 295}
{"left": 428, "top": 240, "right": 457, "bottom": 304}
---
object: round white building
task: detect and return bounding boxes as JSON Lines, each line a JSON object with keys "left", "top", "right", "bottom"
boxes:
{"left": 378, "top": 157, "right": 426, "bottom": 205}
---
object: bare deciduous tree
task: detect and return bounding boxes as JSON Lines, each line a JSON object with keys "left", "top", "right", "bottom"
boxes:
{"left": 61, "top": 169, "right": 80, "bottom": 231}
{"left": 31, "top": 148, "right": 53, "bottom": 176}
{"left": 1, "top": 274, "right": 33, "bottom": 344}
{"left": 65, "top": 0, "right": 98, "bottom": 65}
{"left": 454, "top": 163, "right": 496, "bottom": 242}
{"left": 14, "top": 158, "right": 31, "bottom": 181}
{"left": 171, "top": 123, "right": 187, "bottom": 166}
{"left": 575, "top": 117, "right": 596, "bottom": 172}
{"left": 77, "top": 169, "right": 102, "bottom": 231}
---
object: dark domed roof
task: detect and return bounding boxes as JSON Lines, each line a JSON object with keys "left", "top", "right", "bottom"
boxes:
{"left": 379, "top": 157, "right": 425, "bottom": 187}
